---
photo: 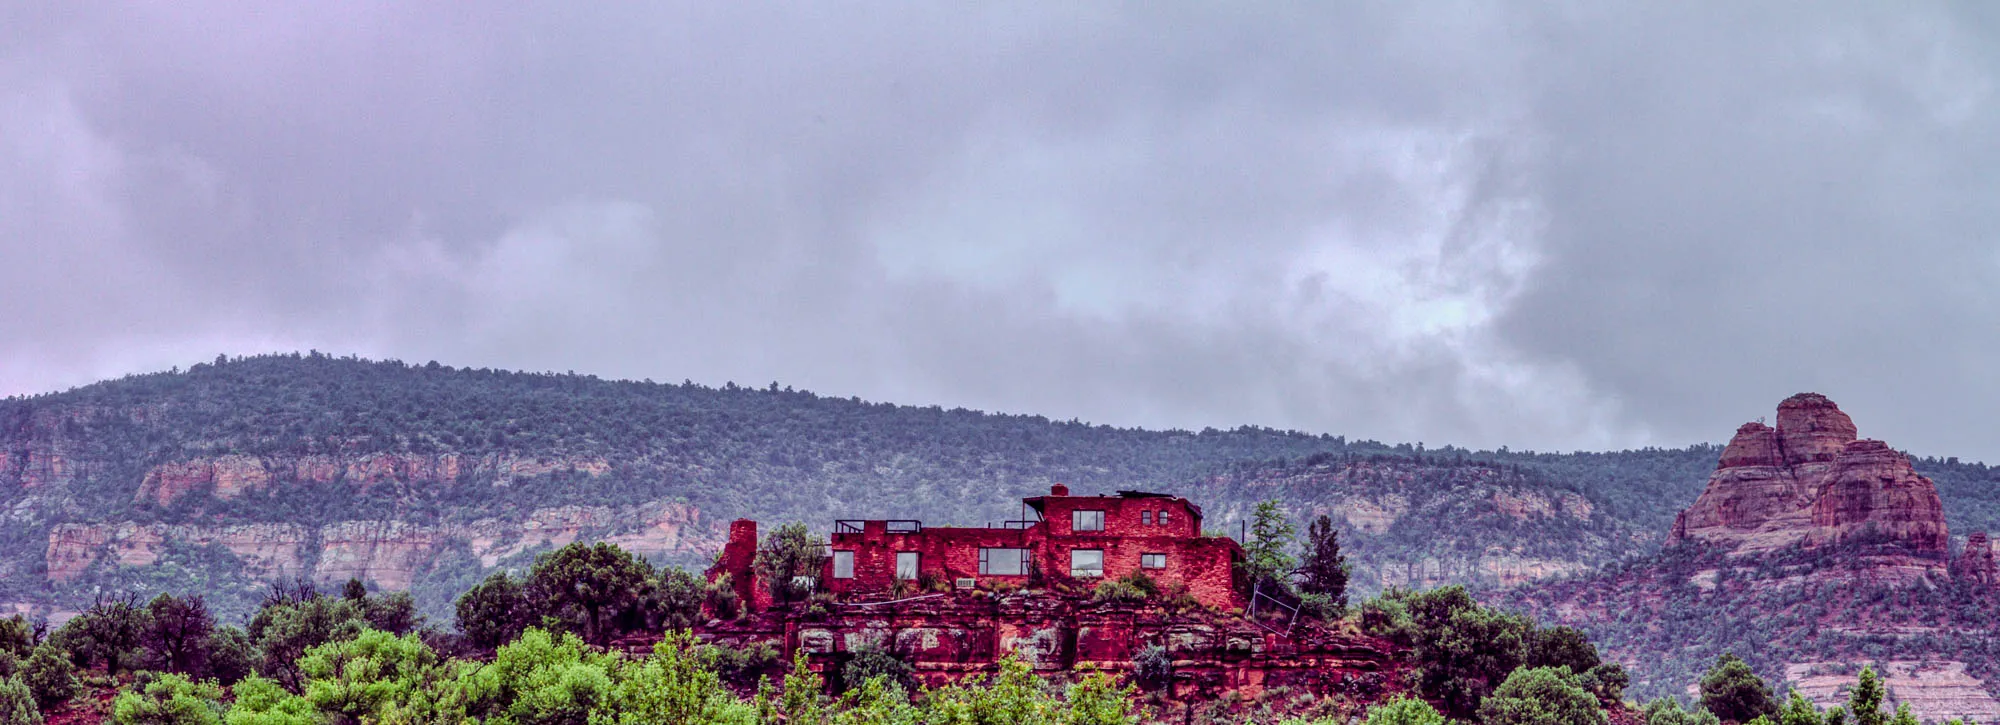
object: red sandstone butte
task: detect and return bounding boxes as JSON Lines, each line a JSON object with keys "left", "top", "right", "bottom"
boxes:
{"left": 1671, "top": 394, "right": 1949, "bottom": 564}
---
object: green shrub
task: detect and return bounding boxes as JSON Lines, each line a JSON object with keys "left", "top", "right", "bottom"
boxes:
{"left": 1134, "top": 645, "right": 1174, "bottom": 692}
{"left": 1477, "top": 666, "right": 1605, "bottom": 725}
{"left": 18, "top": 646, "right": 75, "bottom": 711}
{"left": 0, "top": 677, "right": 41, "bottom": 725}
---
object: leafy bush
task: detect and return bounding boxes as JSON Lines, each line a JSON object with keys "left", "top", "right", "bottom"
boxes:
{"left": 1133, "top": 645, "right": 1174, "bottom": 692}
{"left": 110, "top": 673, "right": 225, "bottom": 725}
{"left": 1477, "top": 666, "right": 1605, "bottom": 725}
{"left": 1361, "top": 696, "right": 1447, "bottom": 725}
{"left": 1699, "top": 654, "right": 1777, "bottom": 723}
{"left": 1093, "top": 571, "right": 1160, "bottom": 604}
{"left": 840, "top": 642, "right": 914, "bottom": 693}
{"left": 18, "top": 646, "right": 75, "bottom": 710}
{"left": 0, "top": 676, "right": 40, "bottom": 725}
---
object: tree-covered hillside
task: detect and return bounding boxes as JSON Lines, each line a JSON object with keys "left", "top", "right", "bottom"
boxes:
{"left": 3, "top": 353, "right": 1995, "bottom": 623}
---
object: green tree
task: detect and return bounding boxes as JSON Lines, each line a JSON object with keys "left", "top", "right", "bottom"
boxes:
{"left": 1846, "top": 667, "right": 1885, "bottom": 725}
{"left": 1239, "top": 500, "right": 1298, "bottom": 593}
{"left": 1778, "top": 690, "right": 1825, "bottom": 725}
{"left": 1060, "top": 668, "right": 1139, "bottom": 725}
{"left": 247, "top": 596, "right": 368, "bottom": 691}
{"left": 18, "top": 646, "right": 76, "bottom": 711}
{"left": 142, "top": 594, "right": 214, "bottom": 676}
{"left": 0, "top": 676, "right": 41, "bottom": 725}
{"left": 919, "top": 654, "right": 1055, "bottom": 725}
{"left": 1362, "top": 696, "right": 1448, "bottom": 725}
{"left": 455, "top": 572, "right": 534, "bottom": 651}
{"left": 298, "top": 630, "right": 441, "bottom": 724}
{"left": 222, "top": 675, "right": 317, "bottom": 725}
{"left": 1526, "top": 627, "right": 1600, "bottom": 673}
{"left": 204, "top": 627, "right": 254, "bottom": 685}
{"left": 1297, "top": 514, "right": 1350, "bottom": 611}
{"left": 456, "top": 628, "right": 617, "bottom": 725}
{"left": 1477, "top": 666, "right": 1606, "bottom": 725}
{"left": 1578, "top": 663, "right": 1629, "bottom": 704}
{"left": 1401, "top": 586, "right": 1532, "bottom": 717}
{"left": 1886, "top": 704, "right": 1917, "bottom": 725}
{"left": 360, "top": 592, "right": 420, "bottom": 636}
{"left": 526, "top": 542, "right": 653, "bottom": 646}
{"left": 841, "top": 642, "right": 913, "bottom": 694}
{"left": 778, "top": 649, "right": 827, "bottom": 725}
{"left": 1700, "top": 654, "right": 1777, "bottom": 723}
{"left": 51, "top": 596, "right": 149, "bottom": 676}
{"left": 635, "top": 567, "right": 707, "bottom": 632}
{"left": 754, "top": 523, "right": 823, "bottom": 606}
{"left": 1642, "top": 697, "right": 1720, "bottom": 725}
{"left": 603, "top": 631, "right": 757, "bottom": 725}
{"left": 0, "top": 617, "right": 31, "bottom": 659}
{"left": 832, "top": 676, "right": 917, "bottom": 725}
{"left": 109, "top": 673, "right": 225, "bottom": 725}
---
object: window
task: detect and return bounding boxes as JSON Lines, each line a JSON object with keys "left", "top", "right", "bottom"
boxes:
{"left": 1141, "top": 511, "right": 1153, "bottom": 525}
{"left": 1073, "top": 510, "right": 1105, "bottom": 532}
{"left": 1141, "top": 553, "right": 1166, "bottom": 569}
{"left": 895, "top": 552, "right": 920, "bottom": 581}
{"left": 832, "top": 551, "right": 855, "bottom": 579}
{"left": 1070, "top": 549, "right": 1104, "bottom": 578}
{"left": 1158, "top": 510, "right": 1171, "bottom": 526}
{"left": 979, "top": 548, "right": 1031, "bottom": 575}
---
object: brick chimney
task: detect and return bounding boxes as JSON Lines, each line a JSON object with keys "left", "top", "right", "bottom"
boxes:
{"left": 1051, "top": 483, "right": 1069, "bottom": 496}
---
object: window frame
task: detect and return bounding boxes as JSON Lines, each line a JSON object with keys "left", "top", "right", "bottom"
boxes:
{"left": 1073, "top": 509, "right": 1105, "bottom": 532}
{"left": 1141, "top": 553, "right": 1167, "bottom": 569}
{"left": 978, "top": 547, "right": 1031, "bottom": 576}
{"left": 1141, "top": 510, "right": 1153, "bottom": 525}
{"left": 1158, "top": 510, "right": 1171, "bottom": 527}
{"left": 1070, "top": 548, "right": 1105, "bottom": 578}
{"left": 831, "top": 550, "right": 855, "bottom": 579}
{"left": 895, "top": 551, "right": 920, "bottom": 581}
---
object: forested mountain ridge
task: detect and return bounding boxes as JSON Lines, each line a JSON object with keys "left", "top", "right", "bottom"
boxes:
{"left": 5, "top": 354, "right": 1998, "bottom": 626}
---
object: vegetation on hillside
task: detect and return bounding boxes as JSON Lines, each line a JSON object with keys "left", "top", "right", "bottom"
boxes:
{"left": 0, "top": 537, "right": 1968, "bottom": 725}
{"left": 1497, "top": 539, "right": 2000, "bottom": 705}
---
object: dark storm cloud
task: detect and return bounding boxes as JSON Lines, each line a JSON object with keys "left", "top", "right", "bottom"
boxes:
{"left": 3, "top": 3, "right": 1996, "bottom": 457}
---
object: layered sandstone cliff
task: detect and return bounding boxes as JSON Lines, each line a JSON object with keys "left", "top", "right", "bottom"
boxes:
{"left": 45, "top": 500, "right": 718, "bottom": 589}
{"left": 1670, "top": 394, "right": 1948, "bottom": 562}
{"left": 130, "top": 452, "right": 612, "bottom": 507}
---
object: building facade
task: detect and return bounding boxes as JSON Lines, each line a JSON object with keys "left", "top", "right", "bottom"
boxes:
{"left": 711, "top": 485, "right": 1245, "bottom": 611}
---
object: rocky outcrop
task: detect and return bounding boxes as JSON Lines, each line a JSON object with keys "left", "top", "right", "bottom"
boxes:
{"left": 1951, "top": 533, "right": 1996, "bottom": 585}
{"left": 45, "top": 500, "right": 719, "bottom": 588}
{"left": 0, "top": 444, "right": 84, "bottom": 491}
{"left": 1805, "top": 440, "right": 1947, "bottom": 554}
{"left": 134, "top": 455, "right": 273, "bottom": 506}
{"left": 1671, "top": 394, "right": 1948, "bottom": 562}
{"left": 130, "top": 452, "right": 614, "bottom": 506}
{"left": 45, "top": 521, "right": 312, "bottom": 581}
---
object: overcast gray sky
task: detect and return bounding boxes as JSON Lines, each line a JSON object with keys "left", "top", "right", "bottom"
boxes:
{"left": 4, "top": 3, "right": 1998, "bottom": 458}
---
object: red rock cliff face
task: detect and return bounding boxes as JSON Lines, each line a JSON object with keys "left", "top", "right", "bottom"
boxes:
{"left": 1672, "top": 394, "right": 1948, "bottom": 562}
{"left": 1952, "top": 533, "right": 1997, "bottom": 585}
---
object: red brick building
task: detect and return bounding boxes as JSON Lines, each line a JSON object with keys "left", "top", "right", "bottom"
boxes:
{"left": 711, "top": 485, "right": 1245, "bottom": 611}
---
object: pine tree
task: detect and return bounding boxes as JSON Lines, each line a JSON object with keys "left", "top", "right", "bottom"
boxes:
{"left": 1298, "top": 514, "right": 1350, "bottom": 608}
{"left": 1847, "top": 667, "right": 1885, "bottom": 725}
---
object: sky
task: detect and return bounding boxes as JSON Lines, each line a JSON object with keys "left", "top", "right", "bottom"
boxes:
{"left": 4, "top": 3, "right": 1999, "bottom": 459}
